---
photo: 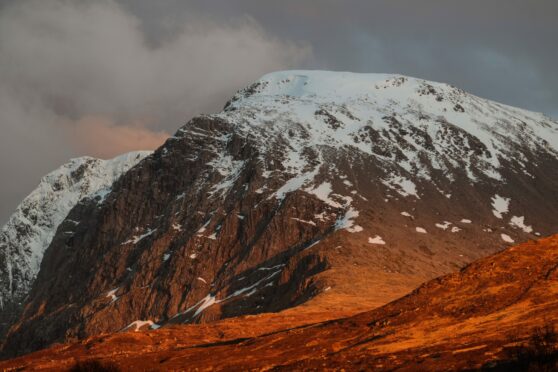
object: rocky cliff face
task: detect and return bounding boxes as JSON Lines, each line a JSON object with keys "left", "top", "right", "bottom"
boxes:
{"left": 0, "top": 152, "right": 150, "bottom": 335}
{"left": 2, "top": 71, "right": 558, "bottom": 356}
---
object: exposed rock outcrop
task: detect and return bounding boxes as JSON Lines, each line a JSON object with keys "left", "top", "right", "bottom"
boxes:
{"left": 0, "top": 152, "right": 149, "bottom": 336}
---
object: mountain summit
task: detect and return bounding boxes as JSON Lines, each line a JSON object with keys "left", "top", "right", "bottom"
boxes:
{"left": 2, "top": 71, "right": 558, "bottom": 355}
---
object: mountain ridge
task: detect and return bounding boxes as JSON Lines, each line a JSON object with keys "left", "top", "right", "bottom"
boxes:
{"left": 2, "top": 70, "right": 557, "bottom": 356}
{"left": 0, "top": 151, "right": 150, "bottom": 334}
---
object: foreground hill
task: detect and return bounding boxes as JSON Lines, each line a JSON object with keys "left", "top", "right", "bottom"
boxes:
{"left": 2, "top": 234, "right": 557, "bottom": 370}
{"left": 2, "top": 71, "right": 558, "bottom": 355}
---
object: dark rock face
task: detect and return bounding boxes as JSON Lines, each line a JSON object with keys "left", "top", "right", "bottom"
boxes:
{"left": 3, "top": 117, "right": 339, "bottom": 355}
{"left": 2, "top": 71, "right": 558, "bottom": 356}
{"left": 0, "top": 152, "right": 149, "bottom": 338}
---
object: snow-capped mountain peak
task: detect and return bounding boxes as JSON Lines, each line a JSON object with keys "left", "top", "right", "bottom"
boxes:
{"left": 0, "top": 151, "right": 150, "bottom": 310}
{"left": 3, "top": 71, "right": 558, "bottom": 354}
{"left": 220, "top": 70, "right": 557, "bottom": 188}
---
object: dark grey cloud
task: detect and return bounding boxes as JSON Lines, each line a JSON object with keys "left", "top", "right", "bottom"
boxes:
{"left": 0, "top": 0, "right": 311, "bottom": 224}
{"left": 119, "top": 0, "right": 557, "bottom": 116}
{"left": 1, "top": 0, "right": 556, "bottom": 223}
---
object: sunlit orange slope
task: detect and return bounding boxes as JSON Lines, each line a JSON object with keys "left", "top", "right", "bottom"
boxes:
{"left": 2, "top": 234, "right": 557, "bottom": 371}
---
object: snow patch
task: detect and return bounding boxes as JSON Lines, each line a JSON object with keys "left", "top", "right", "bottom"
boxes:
{"left": 314, "top": 212, "right": 328, "bottom": 221}
{"left": 335, "top": 207, "right": 362, "bottom": 233}
{"left": 175, "top": 267, "right": 283, "bottom": 320}
{"left": 207, "top": 155, "right": 245, "bottom": 196}
{"left": 368, "top": 235, "right": 386, "bottom": 245}
{"left": 501, "top": 233, "right": 515, "bottom": 243}
{"left": 435, "top": 221, "right": 452, "bottom": 230}
{"left": 197, "top": 219, "right": 211, "bottom": 233}
{"left": 509, "top": 216, "right": 533, "bottom": 233}
{"left": 382, "top": 176, "right": 419, "bottom": 198}
{"left": 106, "top": 288, "right": 119, "bottom": 303}
{"left": 194, "top": 295, "right": 217, "bottom": 317}
{"left": 272, "top": 165, "right": 320, "bottom": 201}
{"left": 291, "top": 217, "right": 317, "bottom": 226}
{"left": 121, "top": 228, "right": 157, "bottom": 245}
{"left": 123, "top": 320, "right": 159, "bottom": 332}
{"left": 491, "top": 195, "right": 510, "bottom": 219}
{"left": 305, "top": 182, "right": 344, "bottom": 208}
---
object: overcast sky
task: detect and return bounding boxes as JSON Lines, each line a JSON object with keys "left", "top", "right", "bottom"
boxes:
{"left": 0, "top": 0, "right": 556, "bottom": 224}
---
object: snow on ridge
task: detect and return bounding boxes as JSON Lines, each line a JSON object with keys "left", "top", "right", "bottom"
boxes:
{"left": 207, "top": 154, "right": 245, "bottom": 196}
{"left": 251, "top": 70, "right": 397, "bottom": 100}
{"left": 0, "top": 151, "right": 150, "bottom": 304}
{"left": 204, "top": 70, "right": 558, "bottom": 244}
{"left": 217, "top": 70, "right": 558, "bottom": 191}
{"left": 305, "top": 182, "right": 344, "bottom": 208}
{"left": 382, "top": 176, "right": 419, "bottom": 198}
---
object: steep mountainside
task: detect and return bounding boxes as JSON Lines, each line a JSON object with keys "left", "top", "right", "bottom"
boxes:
{"left": 2, "top": 235, "right": 557, "bottom": 370}
{"left": 0, "top": 152, "right": 150, "bottom": 333}
{"left": 2, "top": 71, "right": 558, "bottom": 355}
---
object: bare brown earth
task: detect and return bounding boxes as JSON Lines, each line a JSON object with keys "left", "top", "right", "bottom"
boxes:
{"left": 2, "top": 234, "right": 557, "bottom": 371}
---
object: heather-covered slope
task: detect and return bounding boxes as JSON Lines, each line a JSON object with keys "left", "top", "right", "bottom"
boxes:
{"left": 2, "top": 235, "right": 557, "bottom": 370}
{"left": 2, "top": 71, "right": 557, "bottom": 355}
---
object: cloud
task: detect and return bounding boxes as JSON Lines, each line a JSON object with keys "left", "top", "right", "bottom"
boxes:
{"left": 0, "top": 0, "right": 312, "bottom": 223}
{"left": 166, "top": 0, "right": 557, "bottom": 118}
{"left": 70, "top": 116, "right": 169, "bottom": 159}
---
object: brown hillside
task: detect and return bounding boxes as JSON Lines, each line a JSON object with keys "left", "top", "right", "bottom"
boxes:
{"left": 2, "top": 234, "right": 557, "bottom": 371}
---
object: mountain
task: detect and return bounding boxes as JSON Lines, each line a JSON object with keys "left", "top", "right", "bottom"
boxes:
{"left": 2, "top": 234, "right": 557, "bottom": 370}
{"left": 2, "top": 70, "right": 558, "bottom": 356}
{"left": 0, "top": 152, "right": 150, "bottom": 334}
